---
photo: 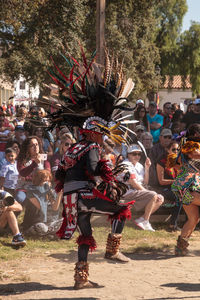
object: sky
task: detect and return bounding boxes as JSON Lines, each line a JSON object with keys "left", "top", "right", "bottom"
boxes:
{"left": 182, "top": 0, "right": 200, "bottom": 31}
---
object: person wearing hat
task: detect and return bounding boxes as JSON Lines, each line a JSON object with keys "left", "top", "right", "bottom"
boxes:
{"left": 181, "top": 98, "right": 200, "bottom": 130}
{"left": 14, "top": 125, "right": 26, "bottom": 145}
{"left": 136, "top": 99, "right": 144, "bottom": 107}
{"left": 120, "top": 144, "right": 164, "bottom": 231}
{"left": 135, "top": 124, "right": 145, "bottom": 141}
{"left": 147, "top": 101, "right": 164, "bottom": 143}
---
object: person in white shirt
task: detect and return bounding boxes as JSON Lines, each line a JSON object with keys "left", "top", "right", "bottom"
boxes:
{"left": 120, "top": 144, "right": 164, "bottom": 231}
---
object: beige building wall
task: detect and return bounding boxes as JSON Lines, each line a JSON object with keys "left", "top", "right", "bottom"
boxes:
{"left": 0, "top": 77, "right": 14, "bottom": 105}
{"left": 159, "top": 89, "right": 193, "bottom": 111}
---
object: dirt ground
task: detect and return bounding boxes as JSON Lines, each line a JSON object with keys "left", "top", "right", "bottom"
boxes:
{"left": 1, "top": 237, "right": 200, "bottom": 300}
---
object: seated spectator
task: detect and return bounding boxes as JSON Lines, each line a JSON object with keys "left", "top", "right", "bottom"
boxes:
{"left": 186, "top": 102, "right": 195, "bottom": 113}
{"left": 54, "top": 126, "right": 70, "bottom": 153}
{"left": 147, "top": 101, "right": 164, "bottom": 143}
{"left": 120, "top": 144, "right": 164, "bottom": 231}
{"left": 135, "top": 99, "right": 145, "bottom": 108}
{"left": 33, "top": 127, "right": 53, "bottom": 157}
{"left": 156, "top": 141, "right": 181, "bottom": 231}
{"left": 171, "top": 121, "right": 182, "bottom": 140}
{"left": 13, "top": 107, "right": 28, "bottom": 127}
{"left": 37, "top": 107, "right": 46, "bottom": 118}
{"left": 0, "top": 114, "right": 12, "bottom": 160}
{"left": 180, "top": 98, "right": 200, "bottom": 130}
{"left": 0, "top": 148, "right": 19, "bottom": 196}
{"left": 140, "top": 132, "right": 153, "bottom": 157}
{"left": 149, "top": 128, "right": 172, "bottom": 187}
{"left": 50, "top": 133, "right": 75, "bottom": 179}
{"left": 134, "top": 106, "right": 150, "bottom": 132}
{"left": 102, "top": 138, "right": 117, "bottom": 167}
{"left": 0, "top": 140, "right": 21, "bottom": 171}
{"left": 0, "top": 190, "right": 26, "bottom": 246}
{"left": 11, "top": 125, "right": 26, "bottom": 145}
{"left": 16, "top": 136, "right": 51, "bottom": 205}
{"left": 22, "top": 169, "right": 63, "bottom": 236}
{"left": 171, "top": 109, "right": 184, "bottom": 128}
{"left": 6, "top": 140, "right": 21, "bottom": 157}
{"left": 171, "top": 103, "right": 179, "bottom": 115}
{"left": 161, "top": 102, "right": 173, "bottom": 128}
{"left": 135, "top": 125, "right": 145, "bottom": 141}
{"left": 0, "top": 107, "right": 14, "bottom": 131}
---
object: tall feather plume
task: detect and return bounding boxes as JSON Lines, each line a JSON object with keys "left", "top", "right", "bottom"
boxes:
{"left": 103, "top": 48, "right": 111, "bottom": 87}
{"left": 40, "top": 46, "right": 136, "bottom": 144}
{"left": 119, "top": 78, "right": 135, "bottom": 99}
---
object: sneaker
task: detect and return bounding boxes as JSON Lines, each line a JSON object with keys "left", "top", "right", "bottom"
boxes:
{"left": 133, "top": 217, "right": 145, "bottom": 230}
{"left": 142, "top": 220, "right": 155, "bottom": 232}
{"left": 11, "top": 233, "right": 26, "bottom": 247}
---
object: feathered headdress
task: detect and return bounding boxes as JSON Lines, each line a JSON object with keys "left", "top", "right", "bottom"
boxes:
{"left": 40, "top": 47, "right": 138, "bottom": 144}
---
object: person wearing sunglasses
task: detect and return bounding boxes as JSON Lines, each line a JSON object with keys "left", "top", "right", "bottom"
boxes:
{"left": 50, "top": 133, "right": 75, "bottom": 180}
{"left": 148, "top": 128, "right": 172, "bottom": 187}
{"left": 120, "top": 144, "right": 164, "bottom": 231}
{"left": 161, "top": 102, "right": 173, "bottom": 128}
{"left": 156, "top": 141, "right": 181, "bottom": 231}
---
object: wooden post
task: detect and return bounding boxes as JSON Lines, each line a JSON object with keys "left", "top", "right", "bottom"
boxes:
{"left": 96, "top": 0, "right": 105, "bottom": 65}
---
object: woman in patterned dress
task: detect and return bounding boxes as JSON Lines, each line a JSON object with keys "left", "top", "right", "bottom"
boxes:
{"left": 168, "top": 124, "right": 200, "bottom": 255}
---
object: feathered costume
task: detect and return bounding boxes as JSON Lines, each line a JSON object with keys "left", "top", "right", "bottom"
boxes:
{"left": 44, "top": 47, "right": 139, "bottom": 289}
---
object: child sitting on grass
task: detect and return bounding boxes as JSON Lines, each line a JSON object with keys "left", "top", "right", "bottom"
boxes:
{"left": 22, "top": 169, "right": 63, "bottom": 236}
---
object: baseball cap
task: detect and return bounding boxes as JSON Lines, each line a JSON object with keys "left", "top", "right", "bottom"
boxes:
{"left": 160, "top": 128, "right": 172, "bottom": 137}
{"left": 149, "top": 101, "right": 157, "bottom": 107}
{"left": 136, "top": 99, "right": 144, "bottom": 105}
{"left": 127, "top": 144, "right": 142, "bottom": 153}
{"left": 135, "top": 125, "right": 145, "bottom": 131}
{"left": 15, "top": 125, "right": 24, "bottom": 131}
{"left": 194, "top": 98, "right": 200, "bottom": 105}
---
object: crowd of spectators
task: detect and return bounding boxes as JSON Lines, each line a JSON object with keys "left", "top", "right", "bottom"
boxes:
{"left": 0, "top": 98, "right": 200, "bottom": 246}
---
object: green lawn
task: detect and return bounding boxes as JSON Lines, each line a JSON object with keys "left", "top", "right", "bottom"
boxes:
{"left": 0, "top": 222, "right": 184, "bottom": 262}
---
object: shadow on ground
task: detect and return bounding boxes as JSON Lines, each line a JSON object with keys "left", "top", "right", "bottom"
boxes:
{"left": 0, "top": 282, "right": 101, "bottom": 298}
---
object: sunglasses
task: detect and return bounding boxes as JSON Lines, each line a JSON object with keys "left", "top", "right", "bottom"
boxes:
{"left": 172, "top": 148, "right": 179, "bottom": 152}
{"left": 64, "top": 142, "right": 71, "bottom": 147}
{"left": 137, "top": 129, "right": 144, "bottom": 132}
{"left": 130, "top": 152, "right": 142, "bottom": 156}
{"left": 163, "top": 136, "right": 172, "bottom": 139}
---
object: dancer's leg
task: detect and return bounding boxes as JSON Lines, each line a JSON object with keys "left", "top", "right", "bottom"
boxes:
{"left": 175, "top": 192, "right": 200, "bottom": 256}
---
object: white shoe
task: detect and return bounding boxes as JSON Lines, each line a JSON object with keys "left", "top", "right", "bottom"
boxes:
{"left": 142, "top": 220, "right": 155, "bottom": 232}
{"left": 134, "top": 218, "right": 155, "bottom": 232}
{"left": 134, "top": 217, "right": 145, "bottom": 230}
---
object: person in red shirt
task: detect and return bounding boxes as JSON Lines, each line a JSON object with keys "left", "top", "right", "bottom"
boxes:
{"left": 15, "top": 136, "right": 50, "bottom": 205}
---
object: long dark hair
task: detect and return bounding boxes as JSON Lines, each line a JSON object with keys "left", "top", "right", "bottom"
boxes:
{"left": 134, "top": 106, "right": 148, "bottom": 129}
{"left": 18, "top": 136, "right": 43, "bottom": 162}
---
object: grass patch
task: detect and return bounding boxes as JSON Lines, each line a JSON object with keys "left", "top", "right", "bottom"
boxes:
{"left": 1, "top": 224, "right": 200, "bottom": 262}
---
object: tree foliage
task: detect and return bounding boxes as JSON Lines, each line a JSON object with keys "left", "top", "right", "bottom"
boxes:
{"left": 178, "top": 23, "right": 200, "bottom": 95}
{"left": 0, "top": 0, "right": 87, "bottom": 86}
{"left": 1, "top": 0, "right": 200, "bottom": 96}
{"left": 155, "top": 0, "right": 187, "bottom": 76}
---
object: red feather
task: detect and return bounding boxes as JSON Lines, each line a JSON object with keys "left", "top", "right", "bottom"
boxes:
{"left": 47, "top": 71, "right": 65, "bottom": 89}
{"left": 50, "top": 56, "right": 70, "bottom": 83}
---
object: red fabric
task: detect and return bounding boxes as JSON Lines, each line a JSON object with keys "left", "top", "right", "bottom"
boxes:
{"left": 76, "top": 235, "right": 97, "bottom": 252}
{"left": 92, "top": 188, "right": 114, "bottom": 202}
{"left": 17, "top": 159, "right": 51, "bottom": 181}
{"left": 109, "top": 201, "right": 135, "bottom": 221}
{"left": 55, "top": 180, "right": 64, "bottom": 193}
{"left": 0, "top": 142, "right": 6, "bottom": 151}
{"left": 98, "top": 159, "right": 114, "bottom": 183}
